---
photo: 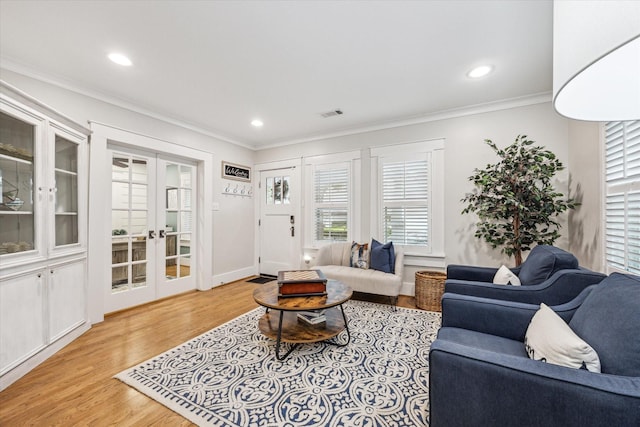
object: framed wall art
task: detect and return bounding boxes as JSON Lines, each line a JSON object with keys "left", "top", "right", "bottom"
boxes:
{"left": 222, "top": 161, "right": 251, "bottom": 182}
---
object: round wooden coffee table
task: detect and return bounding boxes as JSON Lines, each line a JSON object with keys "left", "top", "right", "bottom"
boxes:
{"left": 253, "top": 279, "right": 353, "bottom": 360}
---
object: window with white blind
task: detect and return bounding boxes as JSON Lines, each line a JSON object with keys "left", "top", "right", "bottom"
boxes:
{"left": 371, "top": 139, "right": 444, "bottom": 254}
{"left": 605, "top": 120, "right": 640, "bottom": 274}
{"left": 313, "top": 165, "right": 349, "bottom": 242}
{"left": 381, "top": 158, "right": 429, "bottom": 245}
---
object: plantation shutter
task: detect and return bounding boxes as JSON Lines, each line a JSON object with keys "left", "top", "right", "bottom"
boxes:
{"left": 381, "top": 157, "right": 429, "bottom": 245}
{"left": 314, "top": 165, "right": 349, "bottom": 242}
{"left": 605, "top": 120, "right": 640, "bottom": 273}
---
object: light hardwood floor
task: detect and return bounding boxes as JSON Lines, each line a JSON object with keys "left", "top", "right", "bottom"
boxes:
{"left": 0, "top": 279, "right": 417, "bottom": 426}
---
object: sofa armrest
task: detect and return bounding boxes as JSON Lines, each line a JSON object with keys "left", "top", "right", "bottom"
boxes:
{"left": 393, "top": 250, "right": 404, "bottom": 278}
{"left": 442, "top": 285, "right": 598, "bottom": 341}
{"left": 445, "top": 264, "right": 499, "bottom": 282}
{"left": 444, "top": 269, "right": 605, "bottom": 305}
{"left": 446, "top": 264, "right": 522, "bottom": 282}
{"left": 440, "top": 286, "right": 594, "bottom": 341}
{"left": 312, "top": 245, "right": 331, "bottom": 267}
{"left": 429, "top": 340, "right": 640, "bottom": 427}
{"left": 440, "top": 293, "right": 539, "bottom": 341}
{"left": 444, "top": 278, "right": 519, "bottom": 299}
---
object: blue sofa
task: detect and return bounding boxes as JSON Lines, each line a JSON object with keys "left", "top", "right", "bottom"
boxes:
{"left": 429, "top": 272, "right": 640, "bottom": 427}
{"left": 445, "top": 245, "right": 606, "bottom": 305}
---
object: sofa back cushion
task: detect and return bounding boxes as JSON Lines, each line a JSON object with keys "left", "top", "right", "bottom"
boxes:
{"left": 518, "top": 245, "right": 578, "bottom": 285}
{"left": 569, "top": 272, "right": 640, "bottom": 376}
{"left": 314, "top": 242, "right": 351, "bottom": 266}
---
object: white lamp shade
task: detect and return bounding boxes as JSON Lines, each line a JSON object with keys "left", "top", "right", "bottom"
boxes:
{"left": 553, "top": 1, "right": 640, "bottom": 121}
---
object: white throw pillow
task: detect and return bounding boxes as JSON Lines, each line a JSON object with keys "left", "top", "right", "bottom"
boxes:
{"left": 524, "top": 303, "right": 601, "bottom": 372}
{"left": 493, "top": 265, "right": 521, "bottom": 286}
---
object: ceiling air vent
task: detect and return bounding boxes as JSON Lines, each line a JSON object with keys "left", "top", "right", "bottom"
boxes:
{"left": 320, "top": 109, "right": 344, "bottom": 118}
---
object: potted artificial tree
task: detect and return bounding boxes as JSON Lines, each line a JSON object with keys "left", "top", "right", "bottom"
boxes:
{"left": 462, "top": 135, "right": 577, "bottom": 266}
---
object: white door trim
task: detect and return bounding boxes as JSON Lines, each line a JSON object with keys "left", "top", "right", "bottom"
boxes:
{"left": 88, "top": 122, "right": 213, "bottom": 323}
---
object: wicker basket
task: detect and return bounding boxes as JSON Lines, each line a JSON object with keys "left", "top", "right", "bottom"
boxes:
{"left": 415, "top": 270, "right": 447, "bottom": 312}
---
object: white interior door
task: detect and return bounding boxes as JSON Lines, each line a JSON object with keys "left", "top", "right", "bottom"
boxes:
{"left": 107, "top": 149, "right": 157, "bottom": 312}
{"left": 259, "top": 168, "right": 298, "bottom": 276}
{"left": 156, "top": 158, "right": 196, "bottom": 298}
{"left": 106, "top": 148, "right": 197, "bottom": 313}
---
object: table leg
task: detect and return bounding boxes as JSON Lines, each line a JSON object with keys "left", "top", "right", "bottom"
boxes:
{"left": 327, "top": 304, "right": 351, "bottom": 347}
{"left": 275, "top": 310, "right": 297, "bottom": 361}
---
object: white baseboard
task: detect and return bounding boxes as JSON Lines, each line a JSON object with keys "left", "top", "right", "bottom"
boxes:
{"left": 212, "top": 266, "right": 257, "bottom": 288}
{"left": 400, "top": 281, "right": 415, "bottom": 297}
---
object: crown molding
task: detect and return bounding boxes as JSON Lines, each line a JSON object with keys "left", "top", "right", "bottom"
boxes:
{"left": 0, "top": 57, "right": 252, "bottom": 149}
{"left": 260, "top": 92, "right": 553, "bottom": 150}
{"left": 2, "top": 57, "right": 552, "bottom": 153}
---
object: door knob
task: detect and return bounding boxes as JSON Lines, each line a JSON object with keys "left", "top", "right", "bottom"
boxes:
{"left": 149, "top": 230, "right": 156, "bottom": 239}
{"left": 290, "top": 226, "right": 295, "bottom": 237}
{"left": 159, "top": 230, "right": 166, "bottom": 238}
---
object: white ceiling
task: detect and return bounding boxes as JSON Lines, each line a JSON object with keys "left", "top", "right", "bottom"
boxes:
{"left": 0, "top": 0, "right": 553, "bottom": 150}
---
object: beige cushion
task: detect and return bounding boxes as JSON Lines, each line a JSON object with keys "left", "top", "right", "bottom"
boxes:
{"left": 319, "top": 265, "right": 402, "bottom": 297}
{"left": 314, "top": 242, "right": 351, "bottom": 266}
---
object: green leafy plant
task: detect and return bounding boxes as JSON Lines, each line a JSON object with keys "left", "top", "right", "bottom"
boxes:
{"left": 461, "top": 135, "right": 577, "bottom": 266}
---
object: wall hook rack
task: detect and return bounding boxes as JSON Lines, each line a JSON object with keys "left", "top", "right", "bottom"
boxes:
{"left": 223, "top": 183, "right": 253, "bottom": 198}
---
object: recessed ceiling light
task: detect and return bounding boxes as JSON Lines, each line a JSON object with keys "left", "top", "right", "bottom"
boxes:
{"left": 467, "top": 65, "right": 493, "bottom": 79}
{"left": 251, "top": 119, "right": 264, "bottom": 127}
{"left": 108, "top": 52, "right": 133, "bottom": 66}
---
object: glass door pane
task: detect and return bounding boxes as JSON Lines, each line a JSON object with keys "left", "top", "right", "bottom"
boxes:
{"left": 54, "top": 135, "right": 78, "bottom": 246}
{"left": 111, "top": 155, "right": 149, "bottom": 293}
{"left": 0, "top": 111, "right": 35, "bottom": 255}
{"left": 164, "top": 163, "right": 193, "bottom": 280}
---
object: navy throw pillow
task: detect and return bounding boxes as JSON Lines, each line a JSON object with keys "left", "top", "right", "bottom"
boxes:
{"left": 370, "top": 239, "right": 395, "bottom": 274}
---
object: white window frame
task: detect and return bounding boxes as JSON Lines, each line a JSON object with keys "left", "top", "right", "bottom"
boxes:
{"left": 604, "top": 120, "right": 640, "bottom": 274}
{"left": 312, "top": 163, "right": 350, "bottom": 243}
{"left": 370, "top": 139, "right": 444, "bottom": 255}
{"left": 304, "top": 151, "right": 361, "bottom": 248}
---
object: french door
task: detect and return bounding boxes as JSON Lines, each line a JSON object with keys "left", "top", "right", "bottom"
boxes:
{"left": 107, "top": 147, "right": 196, "bottom": 313}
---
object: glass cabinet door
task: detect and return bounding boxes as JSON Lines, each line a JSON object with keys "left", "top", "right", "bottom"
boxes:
{"left": 53, "top": 134, "right": 79, "bottom": 247}
{"left": 0, "top": 111, "right": 36, "bottom": 256}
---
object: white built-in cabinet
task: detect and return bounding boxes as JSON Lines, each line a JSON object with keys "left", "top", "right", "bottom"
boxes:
{"left": 0, "top": 81, "right": 90, "bottom": 390}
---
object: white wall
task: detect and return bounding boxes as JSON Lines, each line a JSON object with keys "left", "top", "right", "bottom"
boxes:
{"left": 0, "top": 69, "right": 257, "bottom": 288}
{"left": 567, "top": 121, "right": 603, "bottom": 271}
{"left": 255, "top": 101, "right": 593, "bottom": 271}
{"left": 2, "top": 67, "right": 604, "bottom": 302}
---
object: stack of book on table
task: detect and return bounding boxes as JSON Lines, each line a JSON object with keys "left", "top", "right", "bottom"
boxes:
{"left": 297, "top": 310, "right": 326, "bottom": 325}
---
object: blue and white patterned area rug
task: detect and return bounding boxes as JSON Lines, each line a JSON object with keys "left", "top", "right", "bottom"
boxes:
{"left": 115, "top": 300, "right": 441, "bottom": 426}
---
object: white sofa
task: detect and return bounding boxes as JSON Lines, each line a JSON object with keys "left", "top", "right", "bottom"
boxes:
{"left": 312, "top": 242, "right": 404, "bottom": 305}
